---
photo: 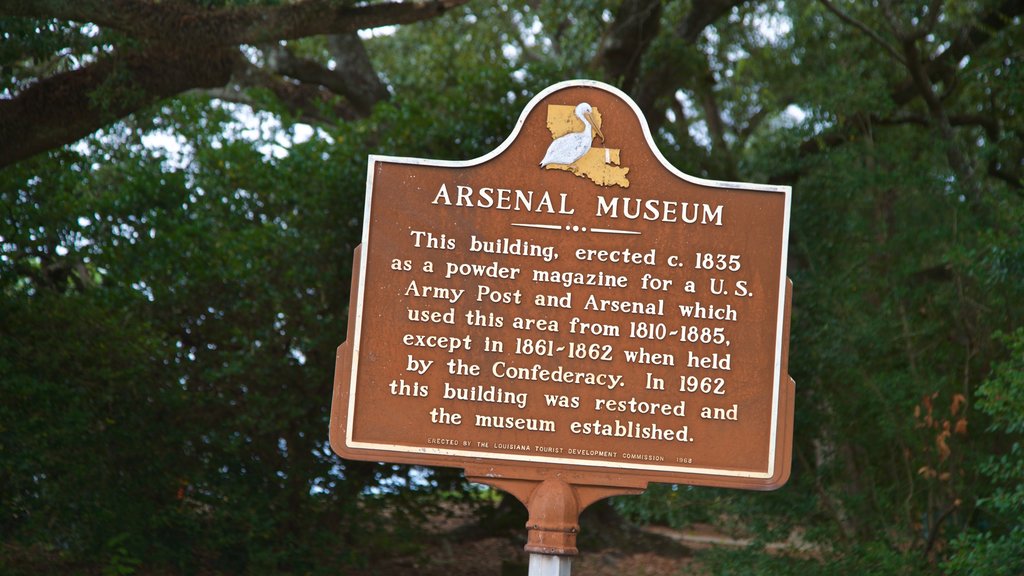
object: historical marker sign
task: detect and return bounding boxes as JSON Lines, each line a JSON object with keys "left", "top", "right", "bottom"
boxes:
{"left": 330, "top": 80, "right": 794, "bottom": 491}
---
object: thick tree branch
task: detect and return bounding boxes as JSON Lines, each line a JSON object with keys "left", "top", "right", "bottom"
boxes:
{"left": 326, "top": 33, "right": 391, "bottom": 116}
{"left": 252, "top": 33, "right": 388, "bottom": 120}
{"left": 230, "top": 56, "right": 364, "bottom": 123}
{"left": 0, "top": 46, "right": 236, "bottom": 167}
{"left": 261, "top": 41, "right": 382, "bottom": 119}
{"left": 0, "top": 0, "right": 466, "bottom": 167}
{"left": 0, "top": 0, "right": 470, "bottom": 47}
{"left": 677, "top": 0, "right": 747, "bottom": 43}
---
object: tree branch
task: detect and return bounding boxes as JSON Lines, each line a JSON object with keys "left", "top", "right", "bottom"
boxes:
{"left": 988, "top": 161, "right": 1024, "bottom": 191}
{"left": 818, "top": 0, "right": 906, "bottom": 66}
{"left": 0, "top": 0, "right": 470, "bottom": 47}
{"left": 775, "top": 0, "right": 1024, "bottom": 187}
{"left": 595, "top": 0, "right": 663, "bottom": 92}
{"left": 229, "top": 56, "right": 364, "bottom": 123}
{"left": 737, "top": 104, "right": 772, "bottom": 144}
{"left": 628, "top": 0, "right": 747, "bottom": 136}
{"left": 900, "top": 36, "right": 980, "bottom": 198}
{"left": 0, "top": 46, "right": 236, "bottom": 168}
{"left": 257, "top": 33, "right": 388, "bottom": 119}
{"left": 875, "top": 113, "right": 1000, "bottom": 140}
{"left": 0, "top": 0, "right": 466, "bottom": 166}
{"left": 889, "top": 0, "right": 1024, "bottom": 107}
{"left": 692, "top": 62, "right": 736, "bottom": 178}
{"left": 677, "top": 0, "right": 747, "bottom": 43}
{"left": 326, "top": 33, "right": 391, "bottom": 116}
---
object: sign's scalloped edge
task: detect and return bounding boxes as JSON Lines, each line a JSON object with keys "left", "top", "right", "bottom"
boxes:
{"left": 367, "top": 79, "right": 791, "bottom": 195}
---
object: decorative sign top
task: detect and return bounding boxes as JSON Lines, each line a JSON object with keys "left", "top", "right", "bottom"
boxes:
{"left": 330, "top": 79, "right": 794, "bottom": 491}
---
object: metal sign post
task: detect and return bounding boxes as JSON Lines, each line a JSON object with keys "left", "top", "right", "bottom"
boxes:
{"left": 329, "top": 80, "right": 794, "bottom": 570}
{"left": 529, "top": 554, "right": 572, "bottom": 576}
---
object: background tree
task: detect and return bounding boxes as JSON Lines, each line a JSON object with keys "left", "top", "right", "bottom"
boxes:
{"left": 2, "top": 1, "right": 1022, "bottom": 574}
{"left": 0, "top": 0, "right": 467, "bottom": 167}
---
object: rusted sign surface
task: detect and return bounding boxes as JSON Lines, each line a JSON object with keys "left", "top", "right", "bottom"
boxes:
{"left": 330, "top": 80, "right": 793, "bottom": 490}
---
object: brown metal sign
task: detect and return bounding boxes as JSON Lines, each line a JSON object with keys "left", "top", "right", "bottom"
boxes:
{"left": 330, "top": 80, "right": 794, "bottom": 493}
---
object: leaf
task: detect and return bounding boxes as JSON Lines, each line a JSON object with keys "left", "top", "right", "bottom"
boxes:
{"left": 937, "top": 430, "right": 952, "bottom": 462}
{"left": 951, "top": 393, "right": 967, "bottom": 416}
{"left": 955, "top": 418, "right": 968, "bottom": 435}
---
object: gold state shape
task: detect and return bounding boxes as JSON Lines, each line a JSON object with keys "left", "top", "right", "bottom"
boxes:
{"left": 543, "top": 104, "right": 630, "bottom": 188}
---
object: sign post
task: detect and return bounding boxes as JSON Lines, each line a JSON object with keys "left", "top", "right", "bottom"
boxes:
{"left": 330, "top": 80, "right": 794, "bottom": 572}
{"left": 529, "top": 553, "right": 572, "bottom": 576}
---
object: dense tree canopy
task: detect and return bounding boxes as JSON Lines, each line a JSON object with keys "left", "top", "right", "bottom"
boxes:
{"left": 2, "top": 1, "right": 1022, "bottom": 574}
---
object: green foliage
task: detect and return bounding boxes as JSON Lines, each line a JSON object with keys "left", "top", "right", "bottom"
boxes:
{"left": 102, "top": 534, "right": 142, "bottom": 576}
{"left": 944, "top": 329, "right": 1024, "bottom": 575}
{"left": 0, "top": 93, "right": 423, "bottom": 571}
{"left": 0, "top": 19, "right": 107, "bottom": 89}
{"left": 975, "top": 330, "right": 1024, "bottom": 435}
{"left": 699, "top": 542, "right": 933, "bottom": 576}
{"left": 614, "top": 484, "right": 712, "bottom": 528}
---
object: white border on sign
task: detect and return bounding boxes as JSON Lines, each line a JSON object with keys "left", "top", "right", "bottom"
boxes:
{"left": 346, "top": 79, "right": 792, "bottom": 479}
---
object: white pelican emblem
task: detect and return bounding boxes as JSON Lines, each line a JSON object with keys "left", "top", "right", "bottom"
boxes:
{"left": 539, "top": 102, "right": 605, "bottom": 167}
